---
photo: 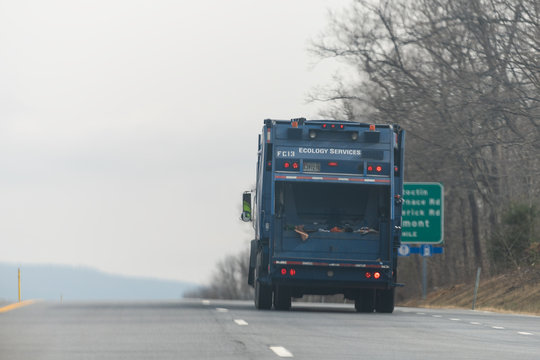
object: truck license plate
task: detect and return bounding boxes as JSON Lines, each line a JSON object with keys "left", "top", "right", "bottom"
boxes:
{"left": 303, "top": 162, "right": 321, "bottom": 172}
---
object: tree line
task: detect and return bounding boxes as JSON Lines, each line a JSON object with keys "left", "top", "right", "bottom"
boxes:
{"left": 189, "top": 0, "right": 539, "bottom": 301}
{"left": 311, "top": 0, "right": 539, "bottom": 298}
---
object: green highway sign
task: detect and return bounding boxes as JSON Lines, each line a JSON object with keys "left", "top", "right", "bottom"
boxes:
{"left": 401, "top": 182, "right": 444, "bottom": 244}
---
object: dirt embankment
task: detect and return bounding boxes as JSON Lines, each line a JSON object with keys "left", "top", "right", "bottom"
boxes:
{"left": 399, "top": 267, "right": 540, "bottom": 315}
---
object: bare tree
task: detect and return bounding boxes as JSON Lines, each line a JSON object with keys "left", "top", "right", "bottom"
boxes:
{"left": 184, "top": 249, "right": 254, "bottom": 300}
{"left": 312, "top": 0, "right": 540, "bottom": 295}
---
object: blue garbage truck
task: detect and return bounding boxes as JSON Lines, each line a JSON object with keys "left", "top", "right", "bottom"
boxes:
{"left": 241, "top": 118, "right": 405, "bottom": 312}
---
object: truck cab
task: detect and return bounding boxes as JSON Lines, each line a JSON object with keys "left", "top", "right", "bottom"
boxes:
{"left": 242, "top": 118, "right": 405, "bottom": 312}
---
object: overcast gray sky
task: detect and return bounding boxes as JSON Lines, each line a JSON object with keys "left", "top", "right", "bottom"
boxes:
{"left": 0, "top": 0, "right": 350, "bottom": 284}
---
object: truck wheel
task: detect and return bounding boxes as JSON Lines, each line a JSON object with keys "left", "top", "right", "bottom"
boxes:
{"left": 375, "top": 288, "right": 395, "bottom": 313}
{"left": 354, "top": 290, "right": 375, "bottom": 313}
{"left": 273, "top": 286, "right": 291, "bottom": 311}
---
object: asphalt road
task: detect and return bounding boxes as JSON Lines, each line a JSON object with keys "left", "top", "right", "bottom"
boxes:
{"left": 1, "top": 299, "right": 539, "bottom": 359}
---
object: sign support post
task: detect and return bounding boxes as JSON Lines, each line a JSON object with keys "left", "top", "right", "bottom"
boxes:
{"left": 422, "top": 257, "right": 427, "bottom": 300}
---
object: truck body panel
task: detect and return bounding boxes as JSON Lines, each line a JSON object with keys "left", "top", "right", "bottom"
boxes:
{"left": 243, "top": 118, "right": 405, "bottom": 312}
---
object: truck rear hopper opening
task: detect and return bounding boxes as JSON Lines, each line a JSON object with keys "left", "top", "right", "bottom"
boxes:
{"left": 274, "top": 182, "right": 391, "bottom": 261}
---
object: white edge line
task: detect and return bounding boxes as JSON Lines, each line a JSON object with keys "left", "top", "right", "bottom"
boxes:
{"left": 270, "top": 346, "right": 293, "bottom": 357}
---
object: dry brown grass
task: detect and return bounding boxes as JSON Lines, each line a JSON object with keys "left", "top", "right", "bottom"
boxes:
{"left": 399, "top": 267, "right": 540, "bottom": 315}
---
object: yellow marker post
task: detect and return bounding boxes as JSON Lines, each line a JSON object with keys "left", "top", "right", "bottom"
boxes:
{"left": 18, "top": 268, "right": 21, "bottom": 302}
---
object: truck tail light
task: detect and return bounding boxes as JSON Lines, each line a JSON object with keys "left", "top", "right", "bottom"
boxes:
{"left": 280, "top": 268, "right": 296, "bottom": 276}
{"left": 328, "top": 162, "right": 338, "bottom": 167}
{"left": 289, "top": 269, "right": 296, "bottom": 276}
{"left": 281, "top": 160, "right": 300, "bottom": 171}
{"left": 365, "top": 272, "right": 372, "bottom": 279}
{"left": 374, "top": 272, "right": 381, "bottom": 279}
{"left": 367, "top": 163, "right": 386, "bottom": 174}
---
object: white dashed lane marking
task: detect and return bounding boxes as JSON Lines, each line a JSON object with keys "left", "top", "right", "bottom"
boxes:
{"left": 270, "top": 346, "right": 293, "bottom": 358}
{"left": 202, "top": 300, "right": 210, "bottom": 305}
{"left": 419, "top": 311, "right": 538, "bottom": 337}
{"left": 216, "top": 308, "right": 229, "bottom": 313}
{"left": 234, "top": 319, "right": 248, "bottom": 326}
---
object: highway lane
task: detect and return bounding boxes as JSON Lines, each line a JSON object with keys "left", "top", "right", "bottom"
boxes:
{"left": 1, "top": 299, "right": 539, "bottom": 359}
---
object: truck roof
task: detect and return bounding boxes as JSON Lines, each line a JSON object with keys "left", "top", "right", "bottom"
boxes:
{"left": 264, "top": 118, "right": 395, "bottom": 129}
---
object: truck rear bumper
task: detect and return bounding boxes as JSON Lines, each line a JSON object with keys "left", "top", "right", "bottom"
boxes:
{"left": 268, "top": 261, "right": 395, "bottom": 296}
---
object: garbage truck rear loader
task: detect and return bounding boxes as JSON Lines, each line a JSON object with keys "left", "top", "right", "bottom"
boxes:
{"left": 241, "top": 118, "right": 405, "bottom": 313}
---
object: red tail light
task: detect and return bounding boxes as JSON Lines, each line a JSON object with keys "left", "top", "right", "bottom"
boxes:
{"left": 281, "top": 268, "right": 287, "bottom": 275}
{"left": 376, "top": 166, "right": 382, "bottom": 172}
{"left": 328, "top": 162, "right": 338, "bottom": 167}
{"left": 365, "top": 272, "right": 372, "bottom": 279}
{"left": 374, "top": 272, "right": 381, "bottom": 279}
{"left": 283, "top": 162, "right": 290, "bottom": 169}
{"left": 367, "top": 165, "right": 373, "bottom": 171}
{"left": 292, "top": 162, "right": 299, "bottom": 169}
{"left": 289, "top": 269, "right": 296, "bottom": 276}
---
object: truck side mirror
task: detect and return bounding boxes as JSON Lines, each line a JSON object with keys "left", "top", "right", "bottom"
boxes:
{"left": 241, "top": 191, "right": 252, "bottom": 222}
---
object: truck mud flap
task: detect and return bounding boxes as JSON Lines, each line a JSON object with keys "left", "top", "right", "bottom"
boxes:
{"left": 248, "top": 240, "right": 257, "bottom": 286}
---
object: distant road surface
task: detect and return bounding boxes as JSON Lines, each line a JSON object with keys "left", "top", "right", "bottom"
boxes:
{"left": 1, "top": 299, "right": 539, "bottom": 359}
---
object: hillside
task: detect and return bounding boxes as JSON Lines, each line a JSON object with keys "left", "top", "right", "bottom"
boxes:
{"left": 0, "top": 263, "right": 198, "bottom": 302}
{"left": 401, "top": 266, "right": 540, "bottom": 315}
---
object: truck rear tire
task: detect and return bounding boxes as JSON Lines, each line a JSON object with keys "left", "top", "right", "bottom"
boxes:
{"left": 354, "top": 290, "right": 375, "bottom": 313}
{"left": 273, "top": 286, "right": 291, "bottom": 311}
{"left": 255, "top": 279, "right": 272, "bottom": 310}
{"left": 375, "top": 288, "right": 395, "bottom": 313}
